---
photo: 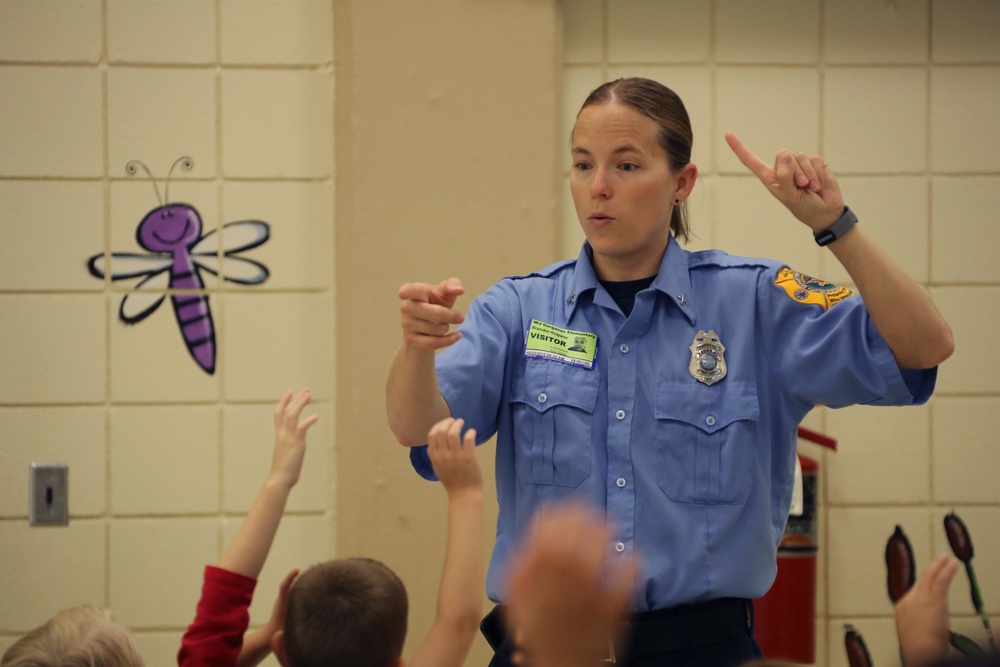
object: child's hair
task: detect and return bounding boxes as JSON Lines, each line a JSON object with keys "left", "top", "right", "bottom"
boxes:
{"left": 284, "top": 558, "right": 408, "bottom": 667}
{"left": 1, "top": 606, "right": 143, "bottom": 667}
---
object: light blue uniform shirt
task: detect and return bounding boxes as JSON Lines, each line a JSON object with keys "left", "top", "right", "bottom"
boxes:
{"left": 409, "top": 240, "right": 935, "bottom": 611}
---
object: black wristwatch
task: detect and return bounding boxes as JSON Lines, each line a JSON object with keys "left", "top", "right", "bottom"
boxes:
{"left": 814, "top": 206, "right": 858, "bottom": 247}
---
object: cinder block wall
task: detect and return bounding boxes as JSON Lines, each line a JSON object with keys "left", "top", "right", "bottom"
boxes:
{"left": 563, "top": 1, "right": 1000, "bottom": 665}
{"left": 0, "top": 3, "right": 335, "bottom": 666}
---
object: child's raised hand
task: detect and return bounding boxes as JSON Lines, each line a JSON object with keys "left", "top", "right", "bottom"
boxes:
{"left": 427, "top": 417, "right": 482, "bottom": 494}
{"left": 270, "top": 388, "right": 319, "bottom": 489}
{"left": 895, "top": 554, "right": 961, "bottom": 667}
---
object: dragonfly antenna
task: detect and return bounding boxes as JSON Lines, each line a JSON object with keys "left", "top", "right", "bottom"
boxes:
{"left": 164, "top": 156, "right": 194, "bottom": 204}
{"left": 125, "top": 160, "right": 163, "bottom": 205}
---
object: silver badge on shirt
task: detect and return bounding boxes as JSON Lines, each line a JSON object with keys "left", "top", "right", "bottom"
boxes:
{"left": 689, "top": 330, "right": 727, "bottom": 385}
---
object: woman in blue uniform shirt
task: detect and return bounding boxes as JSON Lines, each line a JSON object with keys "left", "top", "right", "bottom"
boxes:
{"left": 386, "top": 78, "right": 953, "bottom": 667}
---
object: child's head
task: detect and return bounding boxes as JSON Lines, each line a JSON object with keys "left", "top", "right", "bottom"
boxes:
{"left": 2, "top": 606, "right": 143, "bottom": 667}
{"left": 280, "top": 558, "right": 408, "bottom": 667}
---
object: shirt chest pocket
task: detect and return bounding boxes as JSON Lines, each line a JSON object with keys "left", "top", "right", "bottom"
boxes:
{"left": 653, "top": 380, "right": 760, "bottom": 505}
{"left": 510, "top": 362, "right": 599, "bottom": 487}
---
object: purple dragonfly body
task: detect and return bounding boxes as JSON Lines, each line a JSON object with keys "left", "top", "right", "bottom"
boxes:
{"left": 88, "top": 158, "right": 270, "bottom": 375}
{"left": 137, "top": 203, "right": 216, "bottom": 373}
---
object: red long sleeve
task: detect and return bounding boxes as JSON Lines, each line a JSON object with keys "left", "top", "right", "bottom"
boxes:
{"left": 178, "top": 566, "right": 257, "bottom": 667}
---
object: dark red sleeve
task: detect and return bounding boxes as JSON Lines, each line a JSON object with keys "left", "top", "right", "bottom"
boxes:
{"left": 178, "top": 566, "right": 257, "bottom": 667}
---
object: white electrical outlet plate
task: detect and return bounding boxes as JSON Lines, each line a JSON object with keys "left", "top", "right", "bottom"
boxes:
{"left": 29, "top": 462, "right": 68, "bottom": 526}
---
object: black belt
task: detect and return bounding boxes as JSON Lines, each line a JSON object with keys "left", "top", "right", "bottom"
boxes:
{"left": 627, "top": 598, "right": 754, "bottom": 657}
{"left": 483, "top": 598, "right": 753, "bottom": 662}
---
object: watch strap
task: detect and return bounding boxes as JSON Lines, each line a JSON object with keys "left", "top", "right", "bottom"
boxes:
{"left": 814, "top": 206, "right": 858, "bottom": 247}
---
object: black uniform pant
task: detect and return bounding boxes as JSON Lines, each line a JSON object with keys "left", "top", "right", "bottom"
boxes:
{"left": 483, "top": 598, "right": 762, "bottom": 667}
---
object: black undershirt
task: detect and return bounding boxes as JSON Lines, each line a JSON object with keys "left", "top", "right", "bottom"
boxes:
{"left": 600, "top": 275, "right": 657, "bottom": 317}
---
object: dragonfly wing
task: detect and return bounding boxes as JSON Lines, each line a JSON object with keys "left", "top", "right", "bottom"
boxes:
{"left": 190, "top": 221, "right": 270, "bottom": 284}
{"left": 119, "top": 270, "right": 170, "bottom": 323}
{"left": 192, "top": 220, "right": 270, "bottom": 254}
{"left": 89, "top": 253, "right": 172, "bottom": 280}
{"left": 217, "top": 255, "right": 269, "bottom": 285}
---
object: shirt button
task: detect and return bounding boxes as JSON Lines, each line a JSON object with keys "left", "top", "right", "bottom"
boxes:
{"left": 619, "top": 344, "right": 629, "bottom": 354}
{"left": 537, "top": 393, "right": 547, "bottom": 404}
{"left": 615, "top": 409, "right": 626, "bottom": 420}
{"left": 616, "top": 477, "right": 626, "bottom": 488}
{"left": 614, "top": 542, "right": 626, "bottom": 553}
{"left": 706, "top": 415, "right": 716, "bottom": 426}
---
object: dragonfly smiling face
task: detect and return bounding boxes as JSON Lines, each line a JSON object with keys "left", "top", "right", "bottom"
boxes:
{"left": 137, "top": 204, "right": 203, "bottom": 253}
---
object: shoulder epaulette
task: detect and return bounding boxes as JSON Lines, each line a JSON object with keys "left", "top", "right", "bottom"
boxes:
{"left": 688, "top": 249, "right": 777, "bottom": 271}
{"left": 503, "top": 258, "right": 576, "bottom": 282}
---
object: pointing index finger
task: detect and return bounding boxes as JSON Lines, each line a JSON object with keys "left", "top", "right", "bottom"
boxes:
{"left": 725, "top": 132, "right": 771, "bottom": 181}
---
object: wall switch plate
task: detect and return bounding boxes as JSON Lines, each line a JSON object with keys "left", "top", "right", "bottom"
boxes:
{"left": 29, "top": 462, "right": 68, "bottom": 526}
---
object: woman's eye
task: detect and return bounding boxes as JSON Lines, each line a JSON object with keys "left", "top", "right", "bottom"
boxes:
{"left": 620, "top": 163, "right": 638, "bottom": 172}
{"left": 574, "top": 162, "right": 592, "bottom": 171}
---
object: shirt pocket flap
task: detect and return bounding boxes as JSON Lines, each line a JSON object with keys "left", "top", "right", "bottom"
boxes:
{"left": 513, "top": 362, "right": 601, "bottom": 415}
{"left": 655, "top": 380, "right": 759, "bottom": 434}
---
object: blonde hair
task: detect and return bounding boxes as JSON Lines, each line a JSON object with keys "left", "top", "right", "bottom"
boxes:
{"left": 1, "top": 606, "right": 143, "bottom": 667}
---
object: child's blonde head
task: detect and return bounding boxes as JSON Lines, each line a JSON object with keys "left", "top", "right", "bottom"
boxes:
{"left": 1, "top": 606, "right": 142, "bottom": 667}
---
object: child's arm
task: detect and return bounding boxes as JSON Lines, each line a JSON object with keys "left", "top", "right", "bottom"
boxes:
{"left": 221, "top": 388, "right": 318, "bottom": 577}
{"left": 179, "top": 389, "right": 317, "bottom": 667}
{"left": 410, "top": 417, "right": 484, "bottom": 667}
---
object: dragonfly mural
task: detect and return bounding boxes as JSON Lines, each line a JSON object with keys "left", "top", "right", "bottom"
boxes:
{"left": 88, "top": 157, "right": 270, "bottom": 375}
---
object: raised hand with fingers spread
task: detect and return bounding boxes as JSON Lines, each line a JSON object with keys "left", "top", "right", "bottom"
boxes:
{"left": 180, "top": 388, "right": 318, "bottom": 667}
{"left": 269, "top": 388, "right": 319, "bottom": 491}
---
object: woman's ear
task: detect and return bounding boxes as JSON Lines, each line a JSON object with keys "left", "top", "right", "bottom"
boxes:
{"left": 674, "top": 162, "right": 698, "bottom": 203}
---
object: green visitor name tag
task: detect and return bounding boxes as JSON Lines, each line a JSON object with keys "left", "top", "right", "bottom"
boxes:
{"left": 523, "top": 319, "right": 597, "bottom": 369}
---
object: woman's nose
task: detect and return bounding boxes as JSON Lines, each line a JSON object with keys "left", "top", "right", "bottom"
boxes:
{"left": 591, "top": 169, "right": 611, "bottom": 198}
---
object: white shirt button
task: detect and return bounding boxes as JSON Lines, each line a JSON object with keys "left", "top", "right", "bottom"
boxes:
{"left": 538, "top": 393, "right": 547, "bottom": 404}
{"left": 614, "top": 542, "right": 626, "bottom": 553}
{"left": 619, "top": 344, "right": 629, "bottom": 354}
{"left": 706, "top": 415, "right": 716, "bottom": 426}
{"left": 615, "top": 409, "right": 626, "bottom": 420}
{"left": 616, "top": 477, "right": 626, "bottom": 488}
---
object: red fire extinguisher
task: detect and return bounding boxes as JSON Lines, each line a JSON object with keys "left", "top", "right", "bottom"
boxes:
{"left": 754, "top": 426, "right": 837, "bottom": 664}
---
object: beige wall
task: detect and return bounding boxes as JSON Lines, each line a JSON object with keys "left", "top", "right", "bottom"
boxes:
{"left": 2, "top": 2, "right": 999, "bottom": 667}
{"left": 332, "top": 2, "right": 560, "bottom": 666}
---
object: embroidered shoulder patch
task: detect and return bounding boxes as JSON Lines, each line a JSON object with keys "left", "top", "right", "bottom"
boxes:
{"left": 774, "top": 267, "right": 854, "bottom": 311}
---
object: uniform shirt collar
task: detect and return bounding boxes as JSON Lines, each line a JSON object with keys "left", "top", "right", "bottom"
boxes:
{"left": 566, "top": 238, "right": 696, "bottom": 324}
